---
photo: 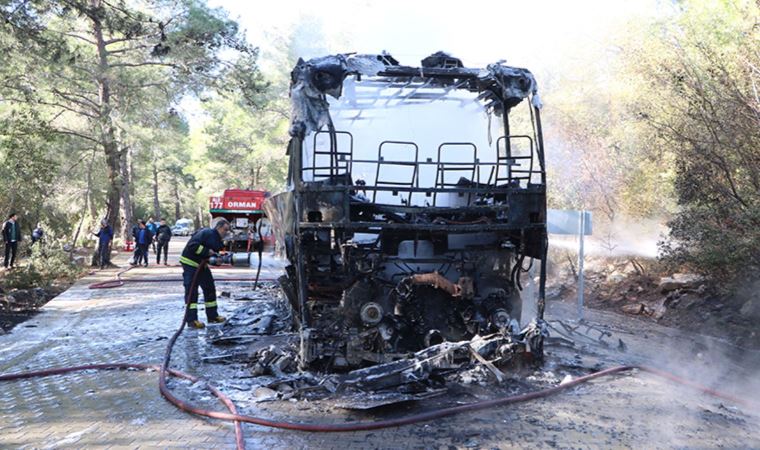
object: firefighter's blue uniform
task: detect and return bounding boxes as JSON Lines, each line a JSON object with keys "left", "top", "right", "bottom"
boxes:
{"left": 179, "top": 228, "right": 224, "bottom": 324}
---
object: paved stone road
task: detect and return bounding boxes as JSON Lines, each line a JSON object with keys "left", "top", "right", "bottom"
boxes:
{"left": 1, "top": 239, "right": 758, "bottom": 449}
{"left": 0, "top": 240, "right": 280, "bottom": 449}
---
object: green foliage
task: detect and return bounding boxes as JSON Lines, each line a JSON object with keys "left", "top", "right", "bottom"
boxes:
{"left": 192, "top": 95, "right": 288, "bottom": 194}
{"left": 0, "top": 0, "right": 270, "bottom": 243}
{"left": 184, "top": 17, "right": 312, "bottom": 200}
{"left": 0, "top": 105, "right": 73, "bottom": 237}
{"left": 545, "top": 49, "right": 675, "bottom": 220}
{"left": 660, "top": 206, "right": 760, "bottom": 280}
{"left": 545, "top": 0, "right": 758, "bottom": 283}
{"left": 624, "top": 0, "right": 760, "bottom": 280}
{"left": 2, "top": 244, "right": 84, "bottom": 290}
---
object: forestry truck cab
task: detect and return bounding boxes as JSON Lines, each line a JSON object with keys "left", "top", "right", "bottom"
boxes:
{"left": 209, "top": 189, "right": 272, "bottom": 251}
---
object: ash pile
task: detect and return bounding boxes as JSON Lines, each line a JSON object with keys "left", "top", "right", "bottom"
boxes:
{"left": 208, "top": 282, "right": 548, "bottom": 410}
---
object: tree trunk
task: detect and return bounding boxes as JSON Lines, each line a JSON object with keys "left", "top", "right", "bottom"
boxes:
{"left": 152, "top": 154, "right": 161, "bottom": 218}
{"left": 73, "top": 147, "right": 97, "bottom": 252}
{"left": 196, "top": 204, "right": 204, "bottom": 229}
{"left": 91, "top": 0, "right": 122, "bottom": 236}
{"left": 173, "top": 175, "right": 181, "bottom": 221}
{"left": 119, "top": 145, "right": 134, "bottom": 240}
{"left": 104, "top": 142, "right": 121, "bottom": 232}
{"left": 254, "top": 165, "right": 261, "bottom": 188}
{"left": 130, "top": 144, "right": 136, "bottom": 209}
{"left": 88, "top": 156, "right": 99, "bottom": 222}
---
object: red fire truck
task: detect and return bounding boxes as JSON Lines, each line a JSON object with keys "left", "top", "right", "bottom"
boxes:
{"left": 209, "top": 189, "right": 273, "bottom": 251}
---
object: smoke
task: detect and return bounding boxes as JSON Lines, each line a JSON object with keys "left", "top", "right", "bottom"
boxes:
{"left": 627, "top": 329, "right": 760, "bottom": 447}
{"left": 545, "top": 300, "right": 760, "bottom": 448}
{"left": 550, "top": 215, "right": 666, "bottom": 259}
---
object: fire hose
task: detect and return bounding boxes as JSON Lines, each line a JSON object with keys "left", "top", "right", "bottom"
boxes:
{"left": 1, "top": 260, "right": 755, "bottom": 449}
{"left": 0, "top": 361, "right": 752, "bottom": 445}
{"left": 88, "top": 262, "right": 275, "bottom": 289}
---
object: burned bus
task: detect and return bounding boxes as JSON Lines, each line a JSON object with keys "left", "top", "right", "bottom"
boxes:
{"left": 265, "top": 52, "right": 548, "bottom": 369}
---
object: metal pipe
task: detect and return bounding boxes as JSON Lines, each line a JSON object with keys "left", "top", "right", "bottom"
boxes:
{"left": 407, "top": 272, "right": 462, "bottom": 297}
{"left": 538, "top": 233, "right": 547, "bottom": 320}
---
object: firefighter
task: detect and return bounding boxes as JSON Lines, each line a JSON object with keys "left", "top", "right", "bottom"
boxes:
{"left": 179, "top": 218, "right": 230, "bottom": 329}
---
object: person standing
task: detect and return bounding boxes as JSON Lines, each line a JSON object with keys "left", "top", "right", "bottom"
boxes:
{"left": 3, "top": 213, "right": 21, "bottom": 269}
{"left": 31, "top": 224, "right": 44, "bottom": 246}
{"left": 131, "top": 220, "right": 141, "bottom": 266}
{"left": 179, "top": 219, "right": 229, "bottom": 329}
{"left": 93, "top": 219, "right": 113, "bottom": 269}
{"left": 132, "top": 220, "right": 153, "bottom": 267}
{"left": 155, "top": 218, "right": 172, "bottom": 265}
{"left": 146, "top": 217, "right": 158, "bottom": 254}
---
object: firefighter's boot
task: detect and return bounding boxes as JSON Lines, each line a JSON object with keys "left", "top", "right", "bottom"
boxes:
{"left": 187, "top": 320, "right": 205, "bottom": 329}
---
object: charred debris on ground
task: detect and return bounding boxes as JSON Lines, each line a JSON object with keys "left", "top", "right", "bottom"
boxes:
{"left": 207, "top": 284, "right": 566, "bottom": 410}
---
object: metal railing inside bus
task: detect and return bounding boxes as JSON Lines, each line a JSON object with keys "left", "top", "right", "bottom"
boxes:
{"left": 305, "top": 132, "right": 545, "bottom": 206}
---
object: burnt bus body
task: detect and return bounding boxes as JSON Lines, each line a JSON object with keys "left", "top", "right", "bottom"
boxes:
{"left": 266, "top": 53, "right": 548, "bottom": 369}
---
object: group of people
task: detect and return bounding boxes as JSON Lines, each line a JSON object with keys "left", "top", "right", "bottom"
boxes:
{"left": 3, "top": 210, "right": 227, "bottom": 331}
{"left": 130, "top": 217, "right": 173, "bottom": 267}
{"left": 91, "top": 217, "right": 174, "bottom": 269}
{"left": 2, "top": 213, "right": 45, "bottom": 269}
{"left": 3, "top": 210, "right": 228, "bottom": 330}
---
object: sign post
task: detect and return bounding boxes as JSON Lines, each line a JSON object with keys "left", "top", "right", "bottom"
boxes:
{"left": 577, "top": 210, "right": 586, "bottom": 321}
{"left": 547, "top": 209, "right": 593, "bottom": 321}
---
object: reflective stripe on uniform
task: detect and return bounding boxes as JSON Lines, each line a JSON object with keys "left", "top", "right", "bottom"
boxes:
{"left": 188, "top": 303, "right": 198, "bottom": 309}
{"left": 179, "top": 256, "right": 199, "bottom": 267}
{"left": 195, "top": 244, "right": 204, "bottom": 255}
{"left": 205, "top": 301, "right": 217, "bottom": 308}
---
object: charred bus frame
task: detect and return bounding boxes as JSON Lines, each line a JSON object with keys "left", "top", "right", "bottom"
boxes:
{"left": 266, "top": 53, "right": 548, "bottom": 369}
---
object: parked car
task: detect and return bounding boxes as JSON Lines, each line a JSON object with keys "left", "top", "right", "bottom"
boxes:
{"left": 171, "top": 225, "right": 189, "bottom": 236}
{"left": 171, "top": 218, "right": 194, "bottom": 236}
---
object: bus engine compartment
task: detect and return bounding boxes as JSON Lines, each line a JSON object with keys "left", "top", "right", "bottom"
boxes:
{"left": 265, "top": 52, "right": 549, "bottom": 370}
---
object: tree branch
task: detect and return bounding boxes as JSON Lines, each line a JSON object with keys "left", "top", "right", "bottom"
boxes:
{"left": 106, "top": 44, "right": 151, "bottom": 56}
{"left": 43, "top": 100, "right": 99, "bottom": 119}
{"left": 0, "top": 95, "right": 98, "bottom": 119}
{"left": 53, "top": 128, "right": 101, "bottom": 144}
{"left": 50, "top": 88, "right": 100, "bottom": 111}
{"left": 110, "top": 61, "right": 177, "bottom": 69}
{"left": 63, "top": 32, "right": 97, "bottom": 46}
{"left": 104, "top": 33, "right": 161, "bottom": 46}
